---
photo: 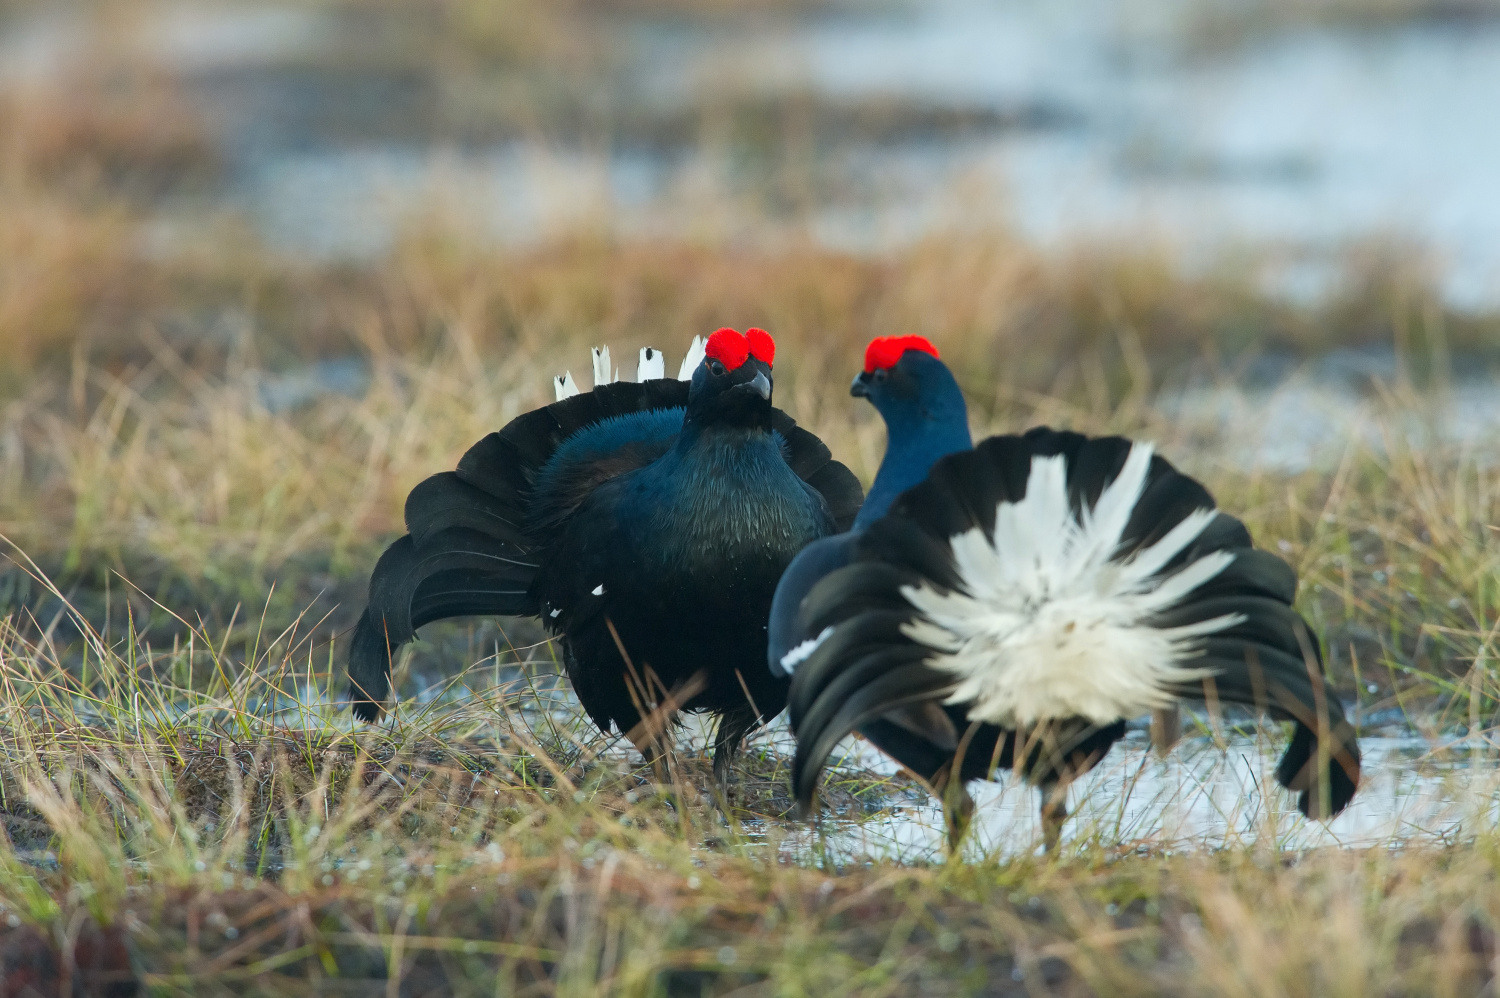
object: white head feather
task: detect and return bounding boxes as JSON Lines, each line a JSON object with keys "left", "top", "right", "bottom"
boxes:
{"left": 899, "top": 444, "right": 1241, "bottom": 727}
{"left": 554, "top": 371, "right": 580, "bottom": 401}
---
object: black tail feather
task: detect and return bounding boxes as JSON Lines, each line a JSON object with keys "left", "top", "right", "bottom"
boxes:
{"left": 804, "top": 460, "right": 864, "bottom": 532}
{"left": 347, "top": 475, "right": 541, "bottom": 720}
{"left": 349, "top": 608, "right": 397, "bottom": 722}
{"left": 793, "top": 660, "right": 957, "bottom": 811}
{"left": 796, "top": 563, "right": 919, "bottom": 637}
{"left": 1176, "top": 636, "right": 1361, "bottom": 817}
{"left": 405, "top": 472, "right": 528, "bottom": 547}
{"left": 785, "top": 425, "right": 1361, "bottom": 820}
{"left": 793, "top": 644, "right": 933, "bottom": 754}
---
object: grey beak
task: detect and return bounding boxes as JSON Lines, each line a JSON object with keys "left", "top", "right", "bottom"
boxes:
{"left": 749, "top": 370, "right": 771, "bottom": 399}
{"left": 850, "top": 373, "right": 871, "bottom": 398}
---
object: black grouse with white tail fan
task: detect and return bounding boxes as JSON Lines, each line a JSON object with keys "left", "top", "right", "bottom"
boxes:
{"left": 349, "top": 328, "right": 863, "bottom": 776}
{"left": 786, "top": 427, "right": 1360, "bottom": 847}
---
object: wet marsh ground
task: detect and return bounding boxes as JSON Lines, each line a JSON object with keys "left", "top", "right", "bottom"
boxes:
{"left": 5, "top": 0, "right": 1500, "bottom": 993}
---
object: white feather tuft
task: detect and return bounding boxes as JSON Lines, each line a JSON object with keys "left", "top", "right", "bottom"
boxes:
{"left": 677, "top": 336, "right": 706, "bottom": 380}
{"left": 637, "top": 346, "right": 665, "bottom": 381}
{"left": 554, "top": 371, "right": 580, "bottom": 401}
{"left": 778, "top": 626, "right": 834, "bottom": 675}
{"left": 899, "top": 444, "right": 1241, "bottom": 727}
{"left": 591, "top": 347, "right": 614, "bottom": 388}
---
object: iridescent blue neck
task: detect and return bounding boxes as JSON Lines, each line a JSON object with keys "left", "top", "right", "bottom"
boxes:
{"left": 855, "top": 387, "right": 972, "bottom": 529}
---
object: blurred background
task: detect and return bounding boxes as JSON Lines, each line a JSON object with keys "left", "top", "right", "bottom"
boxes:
{"left": 0, "top": 0, "right": 1496, "bottom": 675}
{"left": 4, "top": 0, "right": 1496, "bottom": 356}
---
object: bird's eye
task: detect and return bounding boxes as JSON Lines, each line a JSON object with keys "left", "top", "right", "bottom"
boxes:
{"left": 872, "top": 368, "right": 888, "bottom": 383}
{"left": 708, "top": 360, "right": 727, "bottom": 377}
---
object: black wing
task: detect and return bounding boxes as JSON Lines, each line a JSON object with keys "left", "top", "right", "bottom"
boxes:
{"left": 350, "top": 378, "right": 863, "bottom": 721}
{"left": 348, "top": 380, "right": 689, "bottom": 720}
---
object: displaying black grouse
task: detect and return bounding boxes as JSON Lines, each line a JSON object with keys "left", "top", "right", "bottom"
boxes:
{"left": 784, "top": 372, "right": 1361, "bottom": 849}
{"left": 769, "top": 336, "right": 971, "bottom": 677}
{"left": 348, "top": 328, "right": 863, "bottom": 776}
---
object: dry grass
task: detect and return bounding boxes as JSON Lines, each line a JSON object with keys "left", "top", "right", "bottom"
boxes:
{"left": 0, "top": 586, "right": 1498, "bottom": 994}
{"left": 0, "top": 286, "right": 1499, "bottom": 991}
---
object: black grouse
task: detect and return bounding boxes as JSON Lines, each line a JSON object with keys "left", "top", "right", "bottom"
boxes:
{"left": 783, "top": 357, "right": 1361, "bottom": 849}
{"left": 348, "top": 328, "right": 863, "bottom": 776}
{"left": 769, "top": 336, "right": 971, "bottom": 677}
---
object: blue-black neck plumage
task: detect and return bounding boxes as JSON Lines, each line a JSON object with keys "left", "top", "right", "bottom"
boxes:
{"left": 854, "top": 351, "right": 973, "bottom": 529}
{"left": 630, "top": 355, "right": 831, "bottom": 564}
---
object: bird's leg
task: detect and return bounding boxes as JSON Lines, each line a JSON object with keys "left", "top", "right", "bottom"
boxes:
{"left": 930, "top": 762, "right": 977, "bottom": 855}
{"left": 711, "top": 706, "right": 758, "bottom": 788}
{"left": 626, "top": 727, "right": 672, "bottom": 784}
{"left": 1150, "top": 706, "right": 1182, "bottom": 759}
{"left": 621, "top": 669, "right": 707, "bottom": 789}
{"left": 1038, "top": 779, "right": 1068, "bottom": 854}
{"left": 947, "top": 787, "right": 977, "bottom": 855}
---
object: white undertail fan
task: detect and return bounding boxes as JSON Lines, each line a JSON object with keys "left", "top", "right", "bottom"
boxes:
{"left": 786, "top": 427, "right": 1360, "bottom": 841}
{"left": 553, "top": 336, "right": 707, "bottom": 401}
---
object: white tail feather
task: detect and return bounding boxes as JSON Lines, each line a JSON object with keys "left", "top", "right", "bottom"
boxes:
{"left": 556, "top": 336, "right": 704, "bottom": 396}
{"left": 637, "top": 346, "right": 665, "bottom": 381}
{"left": 900, "top": 445, "right": 1239, "bottom": 727}
{"left": 591, "top": 347, "right": 614, "bottom": 388}
{"left": 779, "top": 626, "right": 834, "bottom": 674}
{"left": 677, "top": 336, "right": 706, "bottom": 380}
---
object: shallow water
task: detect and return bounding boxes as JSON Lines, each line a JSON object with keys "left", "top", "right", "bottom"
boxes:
{"left": 785, "top": 723, "right": 1500, "bottom": 863}
{"left": 1162, "top": 370, "right": 1500, "bottom": 471}
{"left": 88, "top": 660, "right": 1500, "bottom": 860}
{"left": 5, "top": 1, "right": 1498, "bottom": 304}
{"left": 759, "top": 0, "right": 1500, "bottom": 307}
{"left": 245, "top": 7, "right": 1500, "bottom": 309}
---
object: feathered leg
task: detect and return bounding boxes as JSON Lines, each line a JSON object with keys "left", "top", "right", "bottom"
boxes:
{"left": 712, "top": 706, "right": 759, "bottom": 784}
{"left": 617, "top": 693, "right": 673, "bottom": 782}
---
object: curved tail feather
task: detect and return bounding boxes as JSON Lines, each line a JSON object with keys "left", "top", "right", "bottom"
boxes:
{"left": 1170, "top": 636, "right": 1360, "bottom": 817}
{"left": 788, "top": 427, "right": 1359, "bottom": 819}
{"left": 348, "top": 523, "right": 540, "bottom": 721}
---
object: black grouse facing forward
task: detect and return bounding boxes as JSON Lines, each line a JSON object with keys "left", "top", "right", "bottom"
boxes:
{"left": 349, "top": 328, "right": 863, "bottom": 775}
{"left": 787, "top": 427, "right": 1361, "bottom": 848}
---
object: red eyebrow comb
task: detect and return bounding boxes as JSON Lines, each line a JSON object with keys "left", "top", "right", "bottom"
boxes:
{"left": 864, "top": 335, "right": 939, "bottom": 373}
{"left": 705, "top": 328, "right": 750, "bottom": 370}
{"left": 746, "top": 328, "right": 775, "bottom": 365}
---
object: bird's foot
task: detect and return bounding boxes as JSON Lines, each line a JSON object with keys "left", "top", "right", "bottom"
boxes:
{"left": 1039, "top": 782, "right": 1068, "bottom": 855}
{"left": 931, "top": 763, "right": 976, "bottom": 856}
